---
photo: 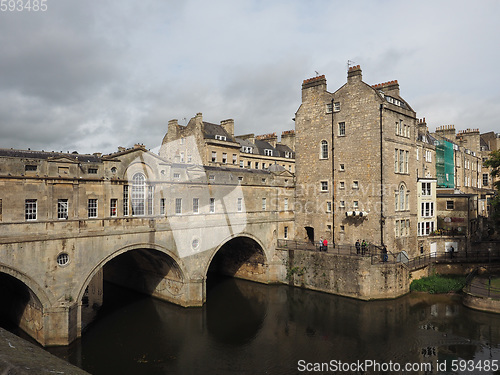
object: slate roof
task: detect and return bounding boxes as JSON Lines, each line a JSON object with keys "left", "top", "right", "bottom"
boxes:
{"left": 202, "top": 122, "right": 237, "bottom": 143}
{"left": 0, "top": 148, "right": 102, "bottom": 163}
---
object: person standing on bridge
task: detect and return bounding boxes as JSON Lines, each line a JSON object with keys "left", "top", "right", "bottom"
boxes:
{"left": 319, "top": 237, "right": 323, "bottom": 252}
{"left": 361, "top": 240, "right": 367, "bottom": 255}
{"left": 323, "top": 238, "right": 328, "bottom": 252}
{"left": 355, "top": 239, "right": 361, "bottom": 255}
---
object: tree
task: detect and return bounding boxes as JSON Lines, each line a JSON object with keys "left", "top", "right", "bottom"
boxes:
{"left": 484, "top": 149, "right": 500, "bottom": 222}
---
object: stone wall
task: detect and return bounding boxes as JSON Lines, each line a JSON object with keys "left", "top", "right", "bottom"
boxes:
{"left": 284, "top": 250, "right": 409, "bottom": 300}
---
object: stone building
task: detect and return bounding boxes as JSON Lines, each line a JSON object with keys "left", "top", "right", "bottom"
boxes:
{"left": 294, "top": 65, "right": 419, "bottom": 256}
{"left": 160, "top": 112, "right": 295, "bottom": 172}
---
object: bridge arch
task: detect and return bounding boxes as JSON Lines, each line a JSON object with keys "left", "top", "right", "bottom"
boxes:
{"left": 205, "top": 233, "right": 270, "bottom": 283}
{"left": 0, "top": 263, "right": 50, "bottom": 345}
{"left": 0, "top": 263, "right": 51, "bottom": 308}
{"left": 78, "top": 243, "right": 189, "bottom": 303}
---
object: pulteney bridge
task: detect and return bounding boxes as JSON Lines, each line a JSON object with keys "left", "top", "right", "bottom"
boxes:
{"left": 0, "top": 213, "right": 286, "bottom": 346}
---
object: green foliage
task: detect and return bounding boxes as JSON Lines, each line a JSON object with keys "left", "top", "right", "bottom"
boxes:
{"left": 410, "top": 275, "right": 466, "bottom": 294}
{"left": 484, "top": 150, "right": 500, "bottom": 223}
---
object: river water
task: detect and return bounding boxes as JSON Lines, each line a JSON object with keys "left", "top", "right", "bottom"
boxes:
{"left": 36, "top": 278, "right": 500, "bottom": 374}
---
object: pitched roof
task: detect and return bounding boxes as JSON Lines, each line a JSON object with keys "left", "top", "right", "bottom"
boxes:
{"left": 0, "top": 148, "right": 102, "bottom": 163}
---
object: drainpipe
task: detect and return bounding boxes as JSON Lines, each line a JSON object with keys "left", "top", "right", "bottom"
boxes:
{"left": 379, "top": 104, "right": 385, "bottom": 247}
{"left": 331, "top": 98, "right": 335, "bottom": 247}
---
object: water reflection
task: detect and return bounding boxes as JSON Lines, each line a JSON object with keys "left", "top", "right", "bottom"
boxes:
{"left": 41, "top": 279, "right": 500, "bottom": 374}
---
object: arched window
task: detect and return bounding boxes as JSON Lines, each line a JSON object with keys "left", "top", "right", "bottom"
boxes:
{"left": 320, "top": 140, "right": 328, "bottom": 159}
{"left": 399, "top": 184, "right": 405, "bottom": 211}
{"left": 132, "top": 173, "right": 146, "bottom": 216}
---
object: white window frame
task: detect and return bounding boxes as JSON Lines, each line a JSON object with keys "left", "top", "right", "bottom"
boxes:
{"left": 175, "top": 198, "right": 182, "bottom": 215}
{"left": 110, "top": 199, "right": 118, "bottom": 217}
{"left": 25, "top": 199, "right": 37, "bottom": 221}
{"left": 210, "top": 198, "right": 215, "bottom": 213}
{"left": 58, "top": 199, "right": 69, "bottom": 219}
{"left": 338, "top": 122, "right": 346, "bottom": 136}
{"left": 321, "top": 181, "right": 328, "bottom": 192}
{"left": 88, "top": 199, "right": 98, "bottom": 218}
{"left": 193, "top": 198, "right": 199, "bottom": 214}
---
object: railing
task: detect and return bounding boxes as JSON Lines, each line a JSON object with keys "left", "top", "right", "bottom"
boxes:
{"left": 277, "top": 239, "right": 378, "bottom": 257}
{"left": 463, "top": 266, "right": 500, "bottom": 300}
{"left": 277, "top": 239, "right": 500, "bottom": 270}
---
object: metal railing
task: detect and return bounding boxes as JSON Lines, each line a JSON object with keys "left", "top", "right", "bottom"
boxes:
{"left": 463, "top": 266, "right": 500, "bottom": 299}
{"left": 277, "top": 239, "right": 500, "bottom": 270}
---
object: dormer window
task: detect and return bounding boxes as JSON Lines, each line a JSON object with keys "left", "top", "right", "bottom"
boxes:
{"left": 215, "top": 135, "right": 227, "bottom": 141}
{"left": 264, "top": 149, "right": 273, "bottom": 156}
{"left": 243, "top": 147, "right": 253, "bottom": 154}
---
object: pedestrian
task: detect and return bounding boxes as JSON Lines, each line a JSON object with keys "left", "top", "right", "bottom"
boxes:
{"left": 319, "top": 237, "right": 323, "bottom": 252}
{"left": 382, "top": 245, "right": 388, "bottom": 262}
{"left": 355, "top": 239, "right": 361, "bottom": 255}
{"left": 361, "top": 240, "right": 367, "bottom": 255}
{"left": 323, "top": 238, "right": 328, "bottom": 252}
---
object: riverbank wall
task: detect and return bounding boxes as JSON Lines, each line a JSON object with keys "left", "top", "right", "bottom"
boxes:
{"left": 278, "top": 249, "right": 410, "bottom": 300}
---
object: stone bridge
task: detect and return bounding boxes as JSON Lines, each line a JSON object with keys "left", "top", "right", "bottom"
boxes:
{"left": 0, "top": 214, "right": 286, "bottom": 346}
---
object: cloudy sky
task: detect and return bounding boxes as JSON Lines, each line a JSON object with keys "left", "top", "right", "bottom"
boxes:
{"left": 1, "top": 0, "right": 499, "bottom": 154}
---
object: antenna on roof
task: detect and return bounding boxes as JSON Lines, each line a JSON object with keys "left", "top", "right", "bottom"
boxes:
{"left": 347, "top": 60, "right": 355, "bottom": 70}
{"left": 315, "top": 71, "right": 319, "bottom": 76}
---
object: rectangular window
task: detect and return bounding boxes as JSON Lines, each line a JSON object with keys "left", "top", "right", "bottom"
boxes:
{"left": 422, "top": 182, "right": 431, "bottom": 196}
{"left": 239, "top": 161, "right": 244, "bottom": 168}
{"left": 247, "top": 161, "right": 251, "bottom": 168}
{"left": 399, "top": 150, "right": 404, "bottom": 173}
{"left": 211, "top": 151, "right": 216, "bottom": 162}
{"left": 395, "top": 193, "right": 399, "bottom": 211}
{"left": 352, "top": 181, "right": 359, "bottom": 189}
{"left": 25, "top": 165, "right": 37, "bottom": 172}
{"left": 416, "top": 148, "right": 419, "bottom": 161}
{"left": 237, "top": 198, "right": 243, "bottom": 212}
{"left": 339, "top": 163, "right": 345, "bottom": 171}
{"left": 340, "top": 225, "right": 345, "bottom": 232}
{"left": 284, "top": 226, "right": 288, "bottom": 239}
{"left": 284, "top": 198, "right": 289, "bottom": 211}
{"left": 262, "top": 198, "right": 267, "bottom": 211}
{"left": 334, "top": 102, "right": 340, "bottom": 112}
{"left": 255, "top": 162, "right": 259, "bottom": 169}
{"left": 400, "top": 220, "right": 405, "bottom": 236}
{"left": 326, "top": 102, "right": 332, "bottom": 113}
{"left": 326, "top": 201, "right": 332, "bottom": 213}
{"left": 25, "top": 199, "right": 37, "bottom": 221}
{"left": 446, "top": 200, "right": 454, "bottom": 210}
{"left": 209, "top": 175, "right": 215, "bottom": 181}
{"left": 180, "top": 152, "right": 185, "bottom": 163}
{"left": 215, "top": 135, "right": 227, "bottom": 141}
{"left": 264, "top": 149, "right": 273, "bottom": 156}
{"left": 405, "top": 151, "right": 409, "bottom": 173}
{"left": 58, "top": 199, "right": 69, "bottom": 219}
{"left": 222, "top": 153, "right": 227, "bottom": 164}
{"left": 340, "top": 200, "right": 345, "bottom": 208}
{"left": 395, "top": 220, "right": 400, "bottom": 237}
{"left": 395, "top": 149, "right": 398, "bottom": 173}
{"left": 339, "top": 181, "right": 345, "bottom": 189}
{"left": 88, "top": 168, "right": 98, "bottom": 174}
{"left": 147, "top": 186, "right": 153, "bottom": 215}
{"left": 338, "top": 122, "right": 346, "bottom": 136}
{"left": 321, "top": 181, "right": 328, "bottom": 191}
{"left": 175, "top": 198, "right": 182, "bottom": 214}
{"left": 193, "top": 198, "right": 199, "bottom": 214}
{"left": 483, "top": 173, "right": 489, "bottom": 186}
{"left": 187, "top": 154, "right": 192, "bottom": 163}
{"left": 353, "top": 201, "right": 359, "bottom": 209}
{"left": 123, "top": 185, "right": 129, "bottom": 216}
{"left": 88, "top": 199, "right": 98, "bottom": 218}
{"left": 173, "top": 172, "right": 180, "bottom": 179}
{"left": 110, "top": 199, "right": 118, "bottom": 217}
{"left": 210, "top": 198, "right": 215, "bottom": 213}
{"left": 232, "top": 154, "right": 237, "bottom": 164}
{"left": 160, "top": 198, "right": 166, "bottom": 215}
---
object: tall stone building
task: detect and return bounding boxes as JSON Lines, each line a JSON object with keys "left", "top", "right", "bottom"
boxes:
{"left": 295, "top": 65, "right": 419, "bottom": 256}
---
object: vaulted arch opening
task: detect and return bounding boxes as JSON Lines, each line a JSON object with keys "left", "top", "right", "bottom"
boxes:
{"left": 206, "top": 236, "right": 268, "bottom": 293}
{"left": 80, "top": 248, "right": 185, "bottom": 332}
{"left": 0, "top": 272, "right": 44, "bottom": 344}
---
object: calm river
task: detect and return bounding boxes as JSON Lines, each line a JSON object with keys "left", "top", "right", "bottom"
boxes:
{"left": 38, "top": 278, "right": 500, "bottom": 374}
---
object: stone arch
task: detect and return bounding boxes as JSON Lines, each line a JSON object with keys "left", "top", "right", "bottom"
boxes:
{"left": 77, "top": 243, "right": 188, "bottom": 303}
{"left": 0, "top": 263, "right": 51, "bottom": 308}
{"left": 204, "top": 233, "right": 269, "bottom": 282}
